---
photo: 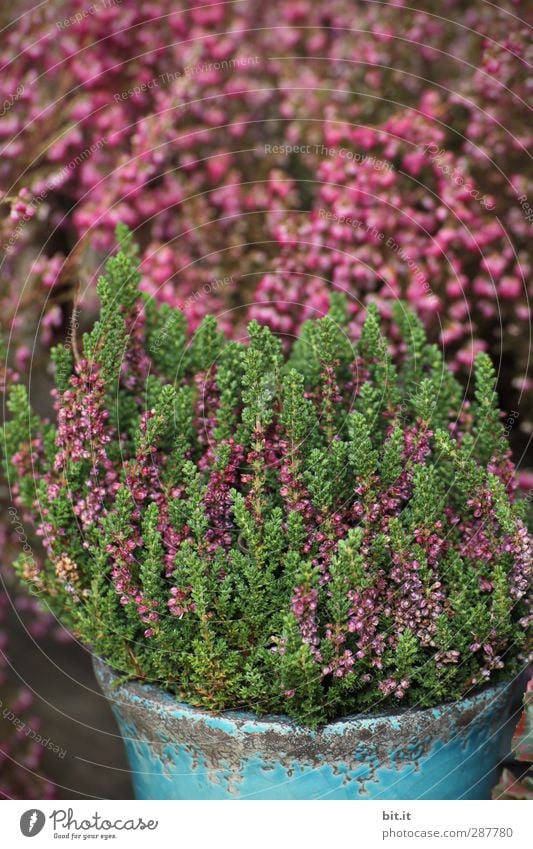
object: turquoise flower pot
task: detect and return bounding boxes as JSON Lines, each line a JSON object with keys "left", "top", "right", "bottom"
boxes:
{"left": 93, "top": 658, "right": 520, "bottom": 800}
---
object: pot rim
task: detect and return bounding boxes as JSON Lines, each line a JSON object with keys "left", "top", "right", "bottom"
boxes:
{"left": 92, "top": 654, "right": 523, "bottom": 732}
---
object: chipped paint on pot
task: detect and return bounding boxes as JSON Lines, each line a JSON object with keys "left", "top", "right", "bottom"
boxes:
{"left": 93, "top": 657, "right": 519, "bottom": 800}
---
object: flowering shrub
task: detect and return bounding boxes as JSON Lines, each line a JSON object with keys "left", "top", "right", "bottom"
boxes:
{"left": 2, "top": 231, "right": 531, "bottom": 726}
{"left": 249, "top": 114, "right": 525, "bottom": 364}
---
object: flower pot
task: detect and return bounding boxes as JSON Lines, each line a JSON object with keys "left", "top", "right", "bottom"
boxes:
{"left": 93, "top": 657, "right": 521, "bottom": 800}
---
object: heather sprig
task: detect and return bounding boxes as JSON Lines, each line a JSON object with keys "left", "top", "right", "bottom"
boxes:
{"left": 3, "top": 231, "right": 531, "bottom": 727}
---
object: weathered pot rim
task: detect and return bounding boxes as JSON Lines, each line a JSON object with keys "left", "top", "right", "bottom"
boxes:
{"left": 92, "top": 654, "right": 521, "bottom": 734}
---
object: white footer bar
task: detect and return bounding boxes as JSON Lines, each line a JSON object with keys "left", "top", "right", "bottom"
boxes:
{"left": 1, "top": 799, "right": 530, "bottom": 848}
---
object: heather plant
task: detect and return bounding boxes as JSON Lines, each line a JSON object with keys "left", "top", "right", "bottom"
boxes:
{"left": 249, "top": 113, "right": 526, "bottom": 365}
{"left": 2, "top": 231, "right": 531, "bottom": 727}
{"left": 0, "top": 0, "right": 433, "bottom": 293}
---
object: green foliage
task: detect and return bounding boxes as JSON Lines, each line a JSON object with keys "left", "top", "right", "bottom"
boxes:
{"left": 241, "top": 321, "right": 283, "bottom": 434}
{"left": 412, "top": 377, "right": 437, "bottom": 424}
{"left": 145, "top": 300, "right": 188, "bottom": 380}
{"left": 140, "top": 503, "right": 166, "bottom": 607}
{"left": 51, "top": 345, "right": 73, "bottom": 393}
{"left": 190, "top": 315, "right": 224, "bottom": 373}
{"left": 84, "top": 281, "right": 127, "bottom": 388}
{"left": 137, "top": 383, "right": 176, "bottom": 455}
{"left": 3, "top": 229, "right": 530, "bottom": 729}
{"left": 281, "top": 369, "right": 318, "bottom": 447}
{"left": 390, "top": 629, "right": 421, "bottom": 680}
{"left": 105, "top": 232, "right": 141, "bottom": 314}
{"left": 473, "top": 352, "right": 505, "bottom": 464}
{"left": 358, "top": 303, "right": 387, "bottom": 368}
{"left": 213, "top": 341, "right": 244, "bottom": 441}
{"left": 381, "top": 427, "right": 404, "bottom": 485}
{"left": 393, "top": 301, "right": 429, "bottom": 394}
{"left": 348, "top": 412, "right": 378, "bottom": 478}
{"left": 3, "top": 385, "right": 47, "bottom": 508}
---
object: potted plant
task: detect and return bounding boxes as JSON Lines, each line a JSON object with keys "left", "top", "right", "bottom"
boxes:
{"left": 3, "top": 228, "right": 531, "bottom": 800}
